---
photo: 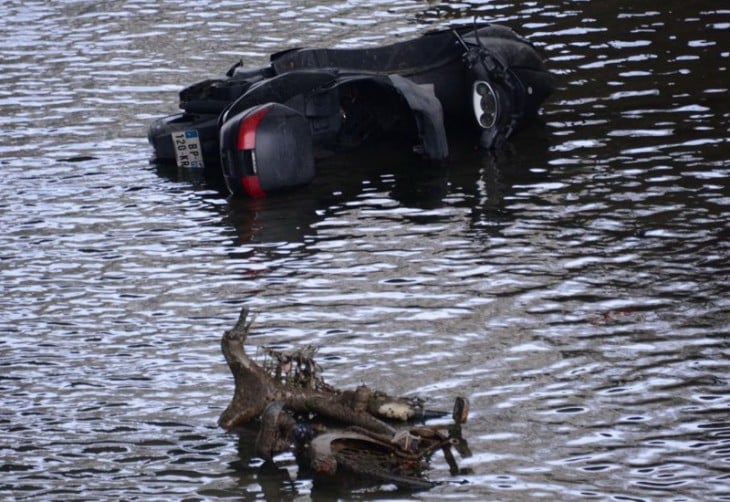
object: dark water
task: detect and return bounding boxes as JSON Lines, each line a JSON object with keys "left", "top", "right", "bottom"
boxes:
{"left": 1, "top": 1, "right": 728, "bottom": 500}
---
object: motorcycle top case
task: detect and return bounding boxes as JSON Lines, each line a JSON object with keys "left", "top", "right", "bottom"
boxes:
{"left": 219, "top": 102, "right": 315, "bottom": 198}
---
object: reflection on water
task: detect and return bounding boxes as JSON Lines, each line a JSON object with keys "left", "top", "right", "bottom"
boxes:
{"left": 1, "top": 0, "right": 728, "bottom": 500}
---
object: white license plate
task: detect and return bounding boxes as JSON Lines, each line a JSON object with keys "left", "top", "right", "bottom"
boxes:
{"left": 171, "top": 130, "right": 205, "bottom": 169}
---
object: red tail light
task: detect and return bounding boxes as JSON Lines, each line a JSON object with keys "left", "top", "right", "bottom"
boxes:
{"left": 236, "top": 105, "right": 270, "bottom": 151}
{"left": 241, "top": 174, "right": 266, "bottom": 198}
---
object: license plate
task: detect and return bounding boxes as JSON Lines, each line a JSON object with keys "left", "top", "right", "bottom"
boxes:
{"left": 171, "top": 130, "right": 205, "bottom": 169}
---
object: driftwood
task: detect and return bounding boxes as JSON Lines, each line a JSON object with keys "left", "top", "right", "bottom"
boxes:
{"left": 218, "top": 307, "right": 470, "bottom": 488}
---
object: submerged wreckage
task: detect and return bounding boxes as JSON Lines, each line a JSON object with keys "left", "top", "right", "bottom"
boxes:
{"left": 219, "top": 308, "right": 471, "bottom": 489}
{"left": 148, "top": 23, "right": 553, "bottom": 197}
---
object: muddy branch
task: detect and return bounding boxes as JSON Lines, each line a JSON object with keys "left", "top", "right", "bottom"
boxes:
{"left": 218, "top": 307, "right": 471, "bottom": 488}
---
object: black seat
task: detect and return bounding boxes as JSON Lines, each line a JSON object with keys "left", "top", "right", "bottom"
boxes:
{"left": 270, "top": 28, "right": 467, "bottom": 76}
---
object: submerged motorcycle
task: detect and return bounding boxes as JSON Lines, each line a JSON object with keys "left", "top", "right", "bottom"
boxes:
{"left": 148, "top": 23, "right": 553, "bottom": 197}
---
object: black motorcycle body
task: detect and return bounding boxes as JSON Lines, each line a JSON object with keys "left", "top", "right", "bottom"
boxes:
{"left": 148, "top": 24, "right": 553, "bottom": 197}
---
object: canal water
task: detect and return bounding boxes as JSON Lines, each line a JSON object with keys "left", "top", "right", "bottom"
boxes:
{"left": 1, "top": 1, "right": 728, "bottom": 500}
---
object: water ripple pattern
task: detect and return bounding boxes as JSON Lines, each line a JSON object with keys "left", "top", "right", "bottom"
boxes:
{"left": 1, "top": 0, "right": 728, "bottom": 500}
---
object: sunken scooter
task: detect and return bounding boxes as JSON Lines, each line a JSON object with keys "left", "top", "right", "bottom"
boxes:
{"left": 148, "top": 23, "right": 553, "bottom": 197}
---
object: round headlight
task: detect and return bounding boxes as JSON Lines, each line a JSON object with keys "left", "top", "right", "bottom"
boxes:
{"left": 472, "top": 80, "right": 498, "bottom": 129}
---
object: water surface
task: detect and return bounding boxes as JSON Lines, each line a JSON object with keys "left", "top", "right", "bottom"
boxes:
{"left": 1, "top": 1, "right": 728, "bottom": 500}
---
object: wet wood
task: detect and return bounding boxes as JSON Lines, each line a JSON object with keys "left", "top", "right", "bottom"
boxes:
{"left": 218, "top": 307, "right": 471, "bottom": 488}
{"left": 219, "top": 307, "right": 421, "bottom": 435}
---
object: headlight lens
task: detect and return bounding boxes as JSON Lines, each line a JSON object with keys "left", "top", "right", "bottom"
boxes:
{"left": 472, "top": 80, "right": 498, "bottom": 129}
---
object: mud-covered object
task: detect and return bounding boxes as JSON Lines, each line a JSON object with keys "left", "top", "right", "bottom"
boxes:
{"left": 147, "top": 23, "right": 553, "bottom": 196}
{"left": 218, "top": 307, "right": 472, "bottom": 490}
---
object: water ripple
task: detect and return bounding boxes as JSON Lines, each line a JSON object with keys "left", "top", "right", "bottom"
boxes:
{"left": 2, "top": 0, "right": 729, "bottom": 500}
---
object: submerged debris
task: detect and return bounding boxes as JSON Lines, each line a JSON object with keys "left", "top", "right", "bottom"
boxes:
{"left": 219, "top": 307, "right": 471, "bottom": 489}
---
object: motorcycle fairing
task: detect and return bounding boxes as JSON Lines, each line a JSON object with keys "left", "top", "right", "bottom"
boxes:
{"left": 220, "top": 72, "right": 449, "bottom": 161}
